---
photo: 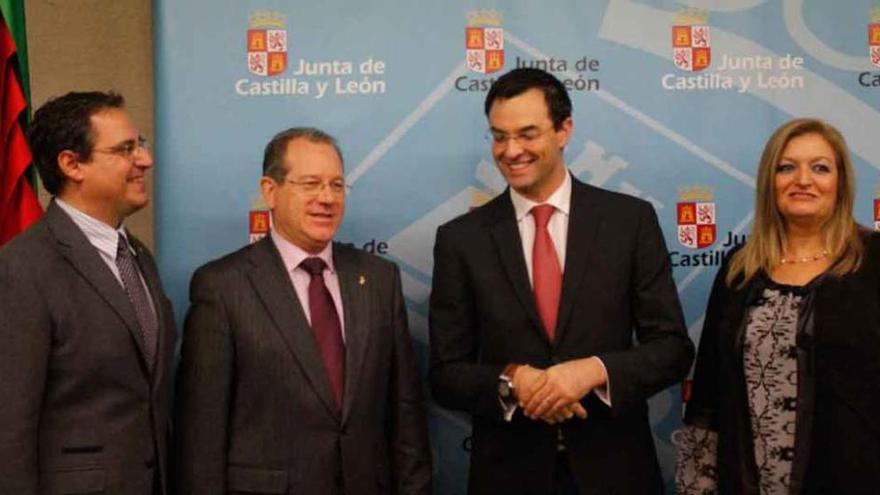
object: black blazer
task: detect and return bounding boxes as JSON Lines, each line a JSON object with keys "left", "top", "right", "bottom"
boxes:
{"left": 175, "top": 237, "right": 432, "bottom": 495}
{"left": 0, "top": 201, "right": 177, "bottom": 495}
{"left": 685, "top": 232, "right": 880, "bottom": 494}
{"left": 429, "top": 177, "right": 694, "bottom": 494}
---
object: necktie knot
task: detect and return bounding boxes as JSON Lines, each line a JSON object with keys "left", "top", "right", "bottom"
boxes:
{"left": 300, "top": 257, "right": 327, "bottom": 277}
{"left": 117, "top": 233, "right": 131, "bottom": 256}
{"left": 531, "top": 204, "right": 555, "bottom": 229}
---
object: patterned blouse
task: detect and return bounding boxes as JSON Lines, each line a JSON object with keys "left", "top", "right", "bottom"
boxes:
{"left": 677, "top": 280, "right": 812, "bottom": 495}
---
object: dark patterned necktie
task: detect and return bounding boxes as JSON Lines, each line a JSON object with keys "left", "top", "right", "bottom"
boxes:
{"left": 531, "top": 204, "right": 562, "bottom": 340}
{"left": 116, "top": 233, "right": 158, "bottom": 370}
{"left": 300, "top": 257, "right": 345, "bottom": 410}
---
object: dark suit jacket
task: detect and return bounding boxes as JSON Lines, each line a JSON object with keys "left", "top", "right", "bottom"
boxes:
{"left": 0, "top": 201, "right": 177, "bottom": 495}
{"left": 685, "top": 232, "right": 880, "bottom": 494}
{"left": 175, "top": 237, "right": 432, "bottom": 495}
{"left": 429, "top": 177, "right": 694, "bottom": 494}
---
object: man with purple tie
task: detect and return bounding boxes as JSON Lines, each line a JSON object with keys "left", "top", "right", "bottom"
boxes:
{"left": 175, "top": 127, "right": 431, "bottom": 495}
{"left": 0, "top": 91, "right": 176, "bottom": 495}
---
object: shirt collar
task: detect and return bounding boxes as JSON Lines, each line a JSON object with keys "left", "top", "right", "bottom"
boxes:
{"left": 270, "top": 230, "right": 336, "bottom": 274}
{"left": 55, "top": 198, "right": 132, "bottom": 259}
{"left": 509, "top": 171, "right": 572, "bottom": 222}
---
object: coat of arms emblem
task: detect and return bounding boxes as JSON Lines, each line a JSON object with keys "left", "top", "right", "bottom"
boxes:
{"left": 465, "top": 10, "right": 504, "bottom": 74}
{"left": 874, "top": 184, "right": 880, "bottom": 231}
{"left": 677, "top": 186, "right": 716, "bottom": 249}
{"left": 247, "top": 11, "right": 287, "bottom": 77}
{"left": 870, "top": 8, "right": 880, "bottom": 68}
{"left": 672, "top": 9, "right": 710, "bottom": 72}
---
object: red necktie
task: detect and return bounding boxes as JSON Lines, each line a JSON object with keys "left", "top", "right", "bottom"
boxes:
{"left": 300, "top": 257, "right": 345, "bottom": 410}
{"left": 531, "top": 204, "right": 562, "bottom": 340}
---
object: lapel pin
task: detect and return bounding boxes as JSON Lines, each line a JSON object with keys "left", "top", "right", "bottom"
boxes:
{"left": 358, "top": 275, "right": 366, "bottom": 286}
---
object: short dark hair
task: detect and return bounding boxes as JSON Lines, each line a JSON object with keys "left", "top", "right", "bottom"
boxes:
{"left": 28, "top": 91, "right": 125, "bottom": 195}
{"left": 262, "top": 127, "right": 344, "bottom": 182}
{"left": 484, "top": 68, "right": 572, "bottom": 129}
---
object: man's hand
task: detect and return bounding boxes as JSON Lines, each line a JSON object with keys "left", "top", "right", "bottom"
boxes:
{"left": 510, "top": 364, "right": 546, "bottom": 404}
{"left": 523, "top": 357, "right": 607, "bottom": 420}
{"left": 539, "top": 402, "right": 588, "bottom": 424}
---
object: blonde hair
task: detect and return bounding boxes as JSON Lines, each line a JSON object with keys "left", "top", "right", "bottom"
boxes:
{"left": 726, "top": 118, "right": 863, "bottom": 287}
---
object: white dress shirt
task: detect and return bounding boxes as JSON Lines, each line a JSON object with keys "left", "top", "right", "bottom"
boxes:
{"left": 505, "top": 173, "right": 611, "bottom": 412}
{"left": 509, "top": 172, "right": 571, "bottom": 284}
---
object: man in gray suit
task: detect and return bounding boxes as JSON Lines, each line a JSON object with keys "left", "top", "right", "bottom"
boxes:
{"left": 175, "top": 128, "right": 432, "bottom": 494}
{"left": 0, "top": 92, "right": 177, "bottom": 494}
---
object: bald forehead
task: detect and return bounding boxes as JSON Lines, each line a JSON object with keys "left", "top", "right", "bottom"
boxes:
{"left": 281, "top": 138, "right": 344, "bottom": 177}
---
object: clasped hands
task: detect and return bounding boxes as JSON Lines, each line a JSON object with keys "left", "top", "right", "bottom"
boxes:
{"left": 510, "top": 357, "right": 607, "bottom": 425}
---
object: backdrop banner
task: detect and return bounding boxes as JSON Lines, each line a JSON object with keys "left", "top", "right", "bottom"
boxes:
{"left": 155, "top": 1, "right": 880, "bottom": 492}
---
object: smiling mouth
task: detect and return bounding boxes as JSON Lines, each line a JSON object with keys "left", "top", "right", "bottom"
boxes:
{"left": 505, "top": 160, "right": 534, "bottom": 172}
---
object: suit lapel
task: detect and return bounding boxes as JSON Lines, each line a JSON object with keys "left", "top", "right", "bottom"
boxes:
{"left": 334, "top": 245, "right": 370, "bottom": 425}
{"left": 488, "top": 193, "right": 548, "bottom": 343}
{"left": 46, "top": 203, "right": 151, "bottom": 375}
{"left": 555, "top": 180, "right": 601, "bottom": 345}
{"left": 247, "top": 237, "right": 341, "bottom": 420}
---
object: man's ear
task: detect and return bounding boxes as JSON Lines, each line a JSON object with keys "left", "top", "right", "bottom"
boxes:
{"left": 57, "top": 150, "right": 85, "bottom": 185}
{"left": 260, "top": 176, "right": 279, "bottom": 209}
{"left": 556, "top": 117, "right": 573, "bottom": 149}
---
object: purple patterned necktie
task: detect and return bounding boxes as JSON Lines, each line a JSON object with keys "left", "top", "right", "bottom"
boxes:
{"left": 116, "top": 233, "right": 158, "bottom": 370}
{"left": 300, "top": 257, "right": 345, "bottom": 410}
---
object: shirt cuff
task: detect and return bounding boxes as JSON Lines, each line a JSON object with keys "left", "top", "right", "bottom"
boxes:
{"left": 499, "top": 363, "right": 521, "bottom": 422}
{"left": 500, "top": 397, "right": 518, "bottom": 422}
{"left": 592, "top": 357, "right": 612, "bottom": 407}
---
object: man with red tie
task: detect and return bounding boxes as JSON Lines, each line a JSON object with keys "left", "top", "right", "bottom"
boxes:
{"left": 175, "top": 128, "right": 432, "bottom": 494}
{"left": 429, "top": 68, "right": 694, "bottom": 494}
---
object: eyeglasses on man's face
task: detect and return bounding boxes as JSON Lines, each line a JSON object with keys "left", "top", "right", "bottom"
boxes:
{"left": 485, "top": 126, "right": 555, "bottom": 147}
{"left": 284, "top": 177, "right": 351, "bottom": 197}
{"left": 92, "top": 136, "right": 150, "bottom": 161}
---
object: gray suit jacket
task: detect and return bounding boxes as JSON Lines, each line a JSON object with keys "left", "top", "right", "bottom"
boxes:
{"left": 175, "top": 237, "right": 431, "bottom": 495}
{"left": 0, "top": 201, "right": 177, "bottom": 495}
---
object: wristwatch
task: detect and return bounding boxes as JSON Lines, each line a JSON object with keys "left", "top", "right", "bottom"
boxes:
{"left": 498, "top": 364, "right": 521, "bottom": 401}
{"left": 498, "top": 374, "right": 515, "bottom": 400}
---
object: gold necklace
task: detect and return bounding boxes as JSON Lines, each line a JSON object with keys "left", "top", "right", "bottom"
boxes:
{"left": 780, "top": 249, "right": 829, "bottom": 264}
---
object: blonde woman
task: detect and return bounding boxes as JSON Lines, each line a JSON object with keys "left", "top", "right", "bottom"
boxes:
{"left": 677, "top": 118, "right": 880, "bottom": 494}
